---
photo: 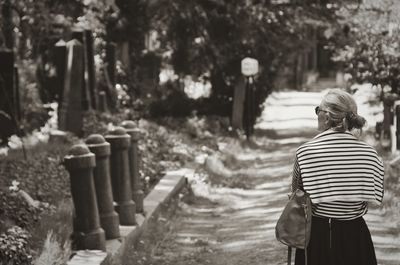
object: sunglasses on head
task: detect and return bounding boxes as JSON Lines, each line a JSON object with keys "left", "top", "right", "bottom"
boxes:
{"left": 315, "top": 106, "right": 329, "bottom": 115}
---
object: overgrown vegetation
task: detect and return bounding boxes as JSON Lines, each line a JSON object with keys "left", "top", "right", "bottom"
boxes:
{"left": 2, "top": 0, "right": 400, "bottom": 263}
{"left": 334, "top": 0, "right": 400, "bottom": 92}
{"left": 0, "top": 108, "right": 230, "bottom": 263}
{"left": 150, "top": 0, "right": 342, "bottom": 115}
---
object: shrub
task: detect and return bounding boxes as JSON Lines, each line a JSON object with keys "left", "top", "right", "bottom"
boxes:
{"left": 18, "top": 61, "right": 50, "bottom": 135}
{"left": 0, "top": 226, "right": 32, "bottom": 265}
{"left": 148, "top": 80, "right": 195, "bottom": 117}
{"left": 0, "top": 188, "right": 41, "bottom": 233}
{"left": 334, "top": 3, "right": 400, "bottom": 94}
{"left": 0, "top": 142, "right": 71, "bottom": 204}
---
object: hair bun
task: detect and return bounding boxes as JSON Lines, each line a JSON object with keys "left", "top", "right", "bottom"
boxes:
{"left": 347, "top": 113, "right": 366, "bottom": 130}
{"left": 346, "top": 112, "right": 356, "bottom": 121}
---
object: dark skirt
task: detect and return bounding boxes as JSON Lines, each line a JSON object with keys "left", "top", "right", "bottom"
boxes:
{"left": 295, "top": 216, "right": 377, "bottom": 265}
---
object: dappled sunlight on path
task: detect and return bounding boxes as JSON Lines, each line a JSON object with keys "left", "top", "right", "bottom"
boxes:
{"left": 157, "top": 135, "right": 306, "bottom": 265}
{"left": 255, "top": 91, "right": 323, "bottom": 131}
{"left": 137, "top": 90, "right": 397, "bottom": 265}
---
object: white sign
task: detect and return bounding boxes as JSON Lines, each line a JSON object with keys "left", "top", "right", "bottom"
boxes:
{"left": 241, "top": 57, "right": 259, "bottom": 76}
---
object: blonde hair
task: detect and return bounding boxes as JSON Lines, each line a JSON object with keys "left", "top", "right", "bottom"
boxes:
{"left": 321, "top": 89, "right": 366, "bottom": 132}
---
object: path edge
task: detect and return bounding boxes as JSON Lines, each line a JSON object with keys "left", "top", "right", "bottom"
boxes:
{"left": 67, "top": 168, "right": 194, "bottom": 265}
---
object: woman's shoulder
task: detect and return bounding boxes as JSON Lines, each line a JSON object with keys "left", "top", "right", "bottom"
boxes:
{"left": 296, "top": 130, "right": 377, "bottom": 154}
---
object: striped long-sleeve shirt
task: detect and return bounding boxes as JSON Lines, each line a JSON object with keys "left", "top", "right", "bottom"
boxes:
{"left": 291, "top": 129, "right": 384, "bottom": 220}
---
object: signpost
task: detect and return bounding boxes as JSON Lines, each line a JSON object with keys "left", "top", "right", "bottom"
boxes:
{"left": 232, "top": 57, "right": 259, "bottom": 140}
{"left": 241, "top": 57, "right": 259, "bottom": 77}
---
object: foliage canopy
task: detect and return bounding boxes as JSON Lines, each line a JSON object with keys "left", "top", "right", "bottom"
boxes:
{"left": 149, "top": 0, "right": 341, "bottom": 114}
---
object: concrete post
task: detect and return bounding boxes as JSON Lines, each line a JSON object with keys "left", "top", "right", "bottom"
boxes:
{"left": 58, "top": 39, "right": 84, "bottom": 136}
{"left": 63, "top": 144, "right": 106, "bottom": 250}
{"left": 106, "top": 42, "right": 116, "bottom": 87}
{"left": 54, "top": 39, "right": 67, "bottom": 104}
{"left": 105, "top": 127, "right": 136, "bottom": 225}
{"left": 121, "top": 120, "right": 144, "bottom": 213}
{"left": 71, "top": 28, "right": 92, "bottom": 110}
{"left": 85, "top": 29, "right": 98, "bottom": 109}
{"left": 85, "top": 134, "right": 120, "bottom": 239}
{"left": 98, "top": 91, "right": 108, "bottom": 112}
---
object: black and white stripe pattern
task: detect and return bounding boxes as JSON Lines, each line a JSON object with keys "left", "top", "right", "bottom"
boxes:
{"left": 292, "top": 130, "right": 384, "bottom": 220}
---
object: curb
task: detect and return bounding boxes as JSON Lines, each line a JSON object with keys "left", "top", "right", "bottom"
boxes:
{"left": 67, "top": 168, "right": 194, "bottom": 265}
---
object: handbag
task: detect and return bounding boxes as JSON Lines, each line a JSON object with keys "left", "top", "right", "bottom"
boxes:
{"left": 275, "top": 189, "right": 312, "bottom": 264}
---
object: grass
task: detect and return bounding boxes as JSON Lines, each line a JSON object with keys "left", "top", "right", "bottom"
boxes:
{"left": 33, "top": 230, "right": 72, "bottom": 265}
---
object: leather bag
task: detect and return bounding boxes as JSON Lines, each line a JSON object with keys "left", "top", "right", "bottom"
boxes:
{"left": 275, "top": 189, "right": 312, "bottom": 264}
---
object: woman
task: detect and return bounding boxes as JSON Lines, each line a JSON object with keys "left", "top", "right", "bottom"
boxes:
{"left": 292, "top": 89, "right": 384, "bottom": 265}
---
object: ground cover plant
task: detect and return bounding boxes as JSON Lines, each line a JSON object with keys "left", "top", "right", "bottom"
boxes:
{"left": 0, "top": 108, "right": 230, "bottom": 264}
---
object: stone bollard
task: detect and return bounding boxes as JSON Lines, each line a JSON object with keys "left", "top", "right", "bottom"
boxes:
{"left": 63, "top": 144, "right": 106, "bottom": 250}
{"left": 98, "top": 91, "right": 108, "bottom": 112}
{"left": 105, "top": 127, "right": 136, "bottom": 225}
{"left": 121, "top": 120, "right": 145, "bottom": 213}
{"left": 85, "top": 134, "right": 120, "bottom": 239}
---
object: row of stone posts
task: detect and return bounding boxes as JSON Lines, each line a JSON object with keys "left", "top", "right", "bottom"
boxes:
{"left": 63, "top": 121, "right": 144, "bottom": 250}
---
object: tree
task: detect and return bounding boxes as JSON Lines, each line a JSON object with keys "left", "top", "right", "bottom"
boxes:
{"left": 149, "top": 0, "right": 341, "bottom": 115}
{"left": 333, "top": 0, "right": 400, "bottom": 93}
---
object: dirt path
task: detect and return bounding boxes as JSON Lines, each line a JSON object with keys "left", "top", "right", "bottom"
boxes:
{"left": 129, "top": 134, "right": 399, "bottom": 265}
{"left": 126, "top": 134, "right": 305, "bottom": 265}
{"left": 127, "top": 91, "right": 399, "bottom": 265}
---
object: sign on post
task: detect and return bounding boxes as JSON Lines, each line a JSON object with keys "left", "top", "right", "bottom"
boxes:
{"left": 241, "top": 57, "right": 259, "bottom": 77}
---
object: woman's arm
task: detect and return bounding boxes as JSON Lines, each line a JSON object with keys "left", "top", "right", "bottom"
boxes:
{"left": 291, "top": 155, "right": 303, "bottom": 192}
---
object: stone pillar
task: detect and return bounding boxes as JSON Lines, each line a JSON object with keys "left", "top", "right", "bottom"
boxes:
{"left": 54, "top": 39, "right": 67, "bottom": 104}
{"left": 121, "top": 121, "right": 144, "bottom": 213}
{"left": 106, "top": 42, "right": 116, "bottom": 87}
{"left": 231, "top": 77, "right": 246, "bottom": 130}
{"left": 72, "top": 28, "right": 92, "bottom": 110}
{"left": 85, "top": 134, "right": 120, "bottom": 239}
{"left": 85, "top": 29, "right": 98, "bottom": 109}
{"left": 63, "top": 144, "right": 106, "bottom": 251}
{"left": 98, "top": 91, "right": 108, "bottom": 112}
{"left": 105, "top": 127, "right": 136, "bottom": 225}
{"left": 58, "top": 39, "right": 84, "bottom": 136}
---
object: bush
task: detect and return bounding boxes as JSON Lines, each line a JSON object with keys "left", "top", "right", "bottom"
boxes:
{"left": 82, "top": 109, "right": 140, "bottom": 138}
{"left": 0, "top": 143, "right": 71, "bottom": 204}
{"left": 0, "top": 188, "right": 41, "bottom": 233}
{"left": 148, "top": 80, "right": 195, "bottom": 117}
{"left": 334, "top": 3, "right": 400, "bottom": 94}
{"left": 0, "top": 226, "right": 32, "bottom": 265}
{"left": 18, "top": 61, "right": 51, "bottom": 135}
